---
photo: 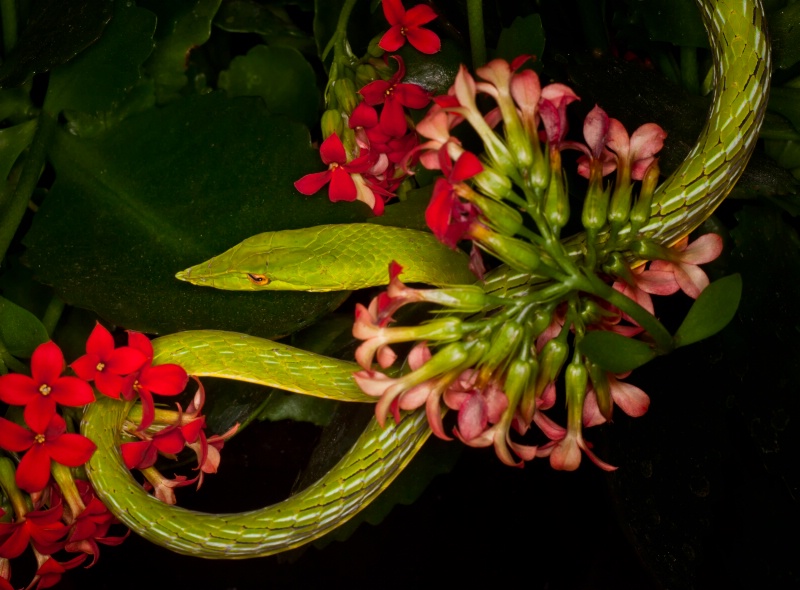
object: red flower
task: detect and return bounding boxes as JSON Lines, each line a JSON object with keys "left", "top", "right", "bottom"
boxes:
{"left": 70, "top": 323, "right": 147, "bottom": 399}
{"left": 360, "top": 56, "right": 431, "bottom": 137}
{"left": 121, "top": 424, "right": 187, "bottom": 470}
{"left": 0, "top": 341, "right": 94, "bottom": 433}
{"left": 0, "top": 505, "right": 68, "bottom": 559}
{"left": 425, "top": 150, "right": 483, "bottom": 247}
{"left": 378, "top": 0, "right": 440, "bottom": 55}
{"left": 294, "top": 133, "right": 372, "bottom": 203}
{"left": 121, "top": 332, "right": 189, "bottom": 431}
{"left": 0, "top": 414, "right": 97, "bottom": 494}
{"left": 31, "top": 554, "right": 87, "bottom": 590}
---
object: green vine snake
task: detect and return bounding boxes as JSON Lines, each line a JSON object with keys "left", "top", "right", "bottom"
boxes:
{"left": 81, "top": 0, "right": 771, "bottom": 559}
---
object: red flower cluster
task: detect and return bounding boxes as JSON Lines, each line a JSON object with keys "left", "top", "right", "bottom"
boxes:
{"left": 295, "top": 55, "right": 431, "bottom": 215}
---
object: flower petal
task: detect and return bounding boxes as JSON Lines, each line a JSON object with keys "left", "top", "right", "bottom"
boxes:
{"left": 405, "top": 26, "right": 440, "bottom": 54}
{"left": 31, "top": 342, "right": 65, "bottom": 386}
{"left": 47, "top": 434, "right": 96, "bottom": 467}
{"left": 16, "top": 444, "right": 52, "bottom": 493}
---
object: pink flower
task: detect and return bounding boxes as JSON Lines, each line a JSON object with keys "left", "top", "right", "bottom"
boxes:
{"left": 0, "top": 341, "right": 94, "bottom": 433}
{"left": 640, "top": 234, "right": 724, "bottom": 299}
{"left": 294, "top": 133, "right": 372, "bottom": 203}
{"left": 605, "top": 118, "right": 667, "bottom": 180}
{"left": 70, "top": 323, "right": 147, "bottom": 399}
{"left": 378, "top": 0, "right": 440, "bottom": 55}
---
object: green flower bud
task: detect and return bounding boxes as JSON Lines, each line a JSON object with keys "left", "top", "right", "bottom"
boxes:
{"left": 608, "top": 179, "right": 633, "bottom": 228}
{"left": 630, "top": 159, "right": 660, "bottom": 234}
{"left": 484, "top": 321, "right": 523, "bottom": 369}
{"left": 412, "top": 317, "right": 464, "bottom": 342}
{"left": 529, "top": 308, "right": 554, "bottom": 339}
{"left": 544, "top": 151, "right": 569, "bottom": 231}
{"left": 321, "top": 109, "right": 344, "bottom": 140}
{"left": 464, "top": 190, "right": 523, "bottom": 236}
{"left": 355, "top": 63, "right": 379, "bottom": 87}
{"left": 535, "top": 337, "right": 569, "bottom": 395}
{"left": 418, "top": 285, "right": 489, "bottom": 312}
{"left": 602, "top": 252, "right": 637, "bottom": 285}
{"left": 580, "top": 299, "right": 603, "bottom": 325}
{"left": 587, "top": 361, "right": 612, "bottom": 420}
{"left": 471, "top": 225, "right": 540, "bottom": 273}
{"left": 472, "top": 167, "right": 513, "bottom": 200}
{"left": 504, "top": 358, "right": 533, "bottom": 408}
{"left": 565, "top": 361, "right": 588, "bottom": 424}
{"left": 630, "top": 238, "right": 671, "bottom": 261}
{"left": 367, "top": 34, "right": 386, "bottom": 58}
{"left": 333, "top": 78, "right": 359, "bottom": 116}
{"left": 581, "top": 180, "right": 611, "bottom": 231}
{"left": 519, "top": 356, "right": 539, "bottom": 423}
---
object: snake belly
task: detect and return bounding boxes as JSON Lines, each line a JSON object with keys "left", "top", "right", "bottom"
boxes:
{"left": 82, "top": 0, "right": 771, "bottom": 559}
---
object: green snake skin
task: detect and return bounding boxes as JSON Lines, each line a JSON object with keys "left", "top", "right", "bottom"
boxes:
{"left": 82, "top": 0, "right": 771, "bottom": 559}
{"left": 176, "top": 224, "right": 475, "bottom": 291}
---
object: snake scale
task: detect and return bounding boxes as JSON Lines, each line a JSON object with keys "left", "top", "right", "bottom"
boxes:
{"left": 81, "top": 0, "right": 771, "bottom": 559}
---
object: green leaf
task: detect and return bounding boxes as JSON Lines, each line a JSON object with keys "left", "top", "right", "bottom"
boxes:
{"left": 578, "top": 331, "right": 658, "bottom": 373}
{"left": 257, "top": 391, "right": 337, "bottom": 427}
{"left": 771, "top": 2, "right": 800, "bottom": 70}
{"left": 494, "top": 14, "right": 546, "bottom": 68}
{"left": 400, "top": 39, "right": 467, "bottom": 97}
{"left": 141, "top": 0, "right": 222, "bottom": 103}
{"left": 0, "top": 0, "right": 113, "bottom": 88}
{"left": 218, "top": 45, "right": 318, "bottom": 127}
{"left": 24, "top": 92, "right": 367, "bottom": 338}
{"left": 0, "top": 120, "right": 37, "bottom": 185}
{"left": 0, "top": 296, "right": 49, "bottom": 358}
{"left": 44, "top": 0, "right": 156, "bottom": 117}
{"left": 673, "top": 274, "right": 743, "bottom": 348}
{"left": 768, "top": 87, "right": 800, "bottom": 134}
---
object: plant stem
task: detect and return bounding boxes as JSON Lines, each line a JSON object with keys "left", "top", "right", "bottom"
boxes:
{"left": 580, "top": 272, "right": 674, "bottom": 353}
{"left": 322, "top": 0, "right": 359, "bottom": 62}
{"left": 0, "top": 0, "right": 17, "bottom": 56}
{"left": 0, "top": 113, "right": 55, "bottom": 263}
{"left": 466, "top": 0, "right": 486, "bottom": 69}
{"left": 0, "top": 457, "right": 30, "bottom": 517}
{"left": 680, "top": 46, "right": 700, "bottom": 95}
{"left": 0, "top": 338, "right": 26, "bottom": 374}
{"left": 41, "top": 296, "right": 65, "bottom": 337}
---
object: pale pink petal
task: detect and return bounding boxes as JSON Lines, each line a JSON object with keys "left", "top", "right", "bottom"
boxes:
{"left": 608, "top": 375, "right": 650, "bottom": 417}
{"left": 679, "top": 233, "right": 723, "bottom": 265}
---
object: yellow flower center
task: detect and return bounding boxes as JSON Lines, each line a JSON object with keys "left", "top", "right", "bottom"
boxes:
{"left": 400, "top": 26, "right": 407, "bottom": 37}
{"left": 34, "top": 434, "right": 46, "bottom": 444}
{"left": 96, "top": 362, "right": 105, "bottom": 371}
{"left": 39, "top": 384, "right": 51, "bottom": 396}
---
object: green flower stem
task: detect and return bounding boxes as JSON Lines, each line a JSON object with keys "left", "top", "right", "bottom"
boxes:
{"left": 0, "top": 0, "right": 17, "bottom": 55}
{"left": 0, "top": 337, "right": 26, "bottom": 374}
{"left": 680, "top": 46, "right": 700, "bottom": 95}
{"left": 580, "top": 272, "right": 674, "bottom": 353}
{"left": 42, "top": 296, "right": 65, "bottom": 337}
{"left": 0, "top": 113, "right": 55, "bottom": 263}
{"left": 322, "top": 0, "right": 359, "bottom": 63}
{"left": 0, "top": 457, "right": 29, "bottom": 518}
{"left": 50, "top": 462, "right": 85, "bottom": 521}
{"left": 466, "top": 0, "right": 486, "bottom": 69}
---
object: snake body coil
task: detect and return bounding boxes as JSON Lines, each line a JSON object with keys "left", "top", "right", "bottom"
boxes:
{"left": 82, "top": 0, "right": 771, "bottom": 559}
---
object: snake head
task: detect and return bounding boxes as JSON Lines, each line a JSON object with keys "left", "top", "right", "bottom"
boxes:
{"left": 175, "top": 231, "right": 337, "bottom": 291}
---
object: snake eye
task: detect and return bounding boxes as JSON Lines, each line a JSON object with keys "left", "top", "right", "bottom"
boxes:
{"left": 247, "top": 273, "right": 269, "bottom": 286}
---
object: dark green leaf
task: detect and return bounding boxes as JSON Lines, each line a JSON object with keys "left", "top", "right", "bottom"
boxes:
{"left": 218, "top": 45, "right": 318, "bottom": 127}
{"left": 0, "top": 296, "right": 49, "bottom": 358}
{"left": 257, "top": 391, "right": 337, "bottom": 427}
{"left": 214, "top": 0, "right": 307, "bottom": 38}
{"left": 578, "top": 330, "right": 658, "bottom": 373}
{"left": 0, "top": 0, "right": 113, "bottom": 88}
{"left": 401, "top": 39, "right": 467, "bottom": 97}
{"left": 673, "top": 274, "right": 742, "bottom": 348}
{"left": 24, "top": 93, "right": 367, "bottom": 337}
{"left": 44, "top": 0, "right": 156, "bottom": 117}
{"left": 0, "top": 120, "right": 36, "bottom": 185}
{"left": 142, "top": 0, "right": 222, "bottom": 103}
{"left": 494, "top": 14, "right": 545, "bottom": 68}
{"left": 768, "top": 87, "right": 800, "bottom": 134}
{"left": 771, "top": 2, "right": 800, "bottom": 70}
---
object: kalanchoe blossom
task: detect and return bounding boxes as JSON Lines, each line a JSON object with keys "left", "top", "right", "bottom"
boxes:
{"left": 121, "top": 331, "right": 189, "bottom": 431}
{"left": 583, "top": 373, "right": 650, "bottom": 428}
{"left": 639, "top": 234, "right": 724, "bottom": 299}
{"left": 70, "top": 323, "right": 147, "bottom": 399}
{"left": 378, "top": 0, "right": 440, "bottom": 55}
{"left": 425, "top": 149, "right": 484, "bottom": 247}
{"left": 60, "top": 481, "right": 127, "bottom": 566}
{"left": 0, "top": 414, "right": 96, "bottom": 494}
{"left": 360, "top": 56, "right": 431, "bottom": 137}
{"left": 605, "top": 118, "right": 667, "bottom": 180}
{"left": 0, "top": 506, "right": 68, "bottom": 559}
{"left": 0, "top": 341, "right": 94, "bottom": 433}
{"left": 30, "top": 554, "right": 87, "bottom": 590}
{"left": 294, "top": 132, "right": 372, "bottom": 204}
